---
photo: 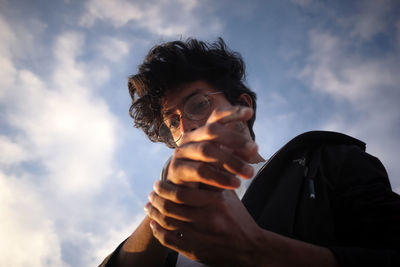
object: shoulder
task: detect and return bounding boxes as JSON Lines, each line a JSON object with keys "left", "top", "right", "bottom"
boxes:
{"left": 320, "top": 143, "right": 391, "bottom": 191}
{"left": 275, "top": 130, "right": 392, "bottom": 191}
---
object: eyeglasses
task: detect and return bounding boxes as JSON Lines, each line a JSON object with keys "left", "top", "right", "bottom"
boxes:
{"left": 158, "top": 91, "right": 223, "bottom": 146}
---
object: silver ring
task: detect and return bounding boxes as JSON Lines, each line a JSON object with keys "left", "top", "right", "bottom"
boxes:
{"left": 176, "top": 232, "right": 183, "bottom": 238}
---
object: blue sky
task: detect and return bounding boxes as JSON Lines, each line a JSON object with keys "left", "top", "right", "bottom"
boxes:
{"left": 1, "top": 0, "right": 399, "bottom": 266}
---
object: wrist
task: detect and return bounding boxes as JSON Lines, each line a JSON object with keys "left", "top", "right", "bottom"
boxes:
{"left": 250, "top": 229, "right": 339, "bottom": 267}
{"left": 249, "top": 229, "right": 283, "bottom": 267}
{"left": 238, "top": 226, "right": 275, "bottom": 267}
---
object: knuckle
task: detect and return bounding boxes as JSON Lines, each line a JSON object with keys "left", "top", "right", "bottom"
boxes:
{"left": 199, "top": 142, "right": 214, "bottom": 157}
{"left": 197, "top": 164, "right": 211, "bottom": 180}
{"left": 160, "top": 200, "right": 173, "bottom": 214}
{"left": 163, "top": 217, "right": 175, "bottom": 229}
{"left": 170, "top": 158, "right": 178, "bottom": 170}
{"left": 148, "top": 206, "right": 157, "bottom": 218}
{"left": 204, "top": 123, "right": 218, "bottom": 137}
{"left": 157, "top": 199, "right": 167, "bottom": 212}
{"left": 158, "top": 214, "right": 167, "bottom": 226}
{"left": 168, "top": 160, "right": 183, "bottom": 182}
{"left": 168, "top": 161, "right": 177, "bottom": 177}
{"left": 168, "top": 175, "right": 179, "bottom": 184}
{"left": 174, "top": 188, "right": 186, "bottom": 203}
{"left": 234, "top": 160, "right": 246, "bottom": 172}
{"left": 157, "top": 231, "right": 168, "bottom": 245}
{"left": 163, "top": 233, "right": 174, "bottom": 246}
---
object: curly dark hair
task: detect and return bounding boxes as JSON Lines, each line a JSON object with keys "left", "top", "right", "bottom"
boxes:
{"left": 128, "top": 37, "right": 257, "bottom": 148}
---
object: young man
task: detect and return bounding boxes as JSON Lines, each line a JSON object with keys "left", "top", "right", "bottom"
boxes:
{"left": 101, "top": 38, "right": 400, "bottom": 266}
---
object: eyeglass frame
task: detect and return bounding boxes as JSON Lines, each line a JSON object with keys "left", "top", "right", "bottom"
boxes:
{"left": 158, "top": 91, "right": 224, "bottom": 146}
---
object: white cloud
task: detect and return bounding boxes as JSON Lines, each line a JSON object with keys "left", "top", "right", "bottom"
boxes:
{"left": 5, "top": 31, "right": 118, "bottom": 195}
{"left": 0, "top": 136, "right": 28, "bottom": 165}
{"left": 97, "top": 37, "right": 130, "bottom": 62}
{"left": 80, "top": 0, "right": 143, "bottom": 27}
{"left": 338, "top": 0, "right": 393, "bottom": 41}
{"left": 301, "top": 30, "right": 400, "bottom": 104}
{"left": 0, "top": 173, "right": 65, "bottom": 267}
{"left": 91, "top": 213, "right": 144, "bottom": 264}
{"left": 0, "top": 15, "right": 140, "bottom": 266}
{"left": 80, "top": 0, "right": 222, "bottom": 37}
{"left": 293, "top": 0, "right": 397, "bottom": 41}
{"left": 0, "top": 16, "right": 17, "bottom": 99}
{"left": 298, "top": 5, "right": 400, "bottom": 189}
{"left": 291, "top": 0, "right": 316, "bottom": 8}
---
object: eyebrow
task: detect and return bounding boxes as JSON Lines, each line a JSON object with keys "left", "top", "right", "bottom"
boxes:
{"left": 162, "top": 88, "right": 203, "bottom": 116}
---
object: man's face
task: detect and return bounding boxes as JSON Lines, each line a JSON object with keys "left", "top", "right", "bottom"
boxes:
{"left": 161, "top": 80, "right": 248, "bottom": 147}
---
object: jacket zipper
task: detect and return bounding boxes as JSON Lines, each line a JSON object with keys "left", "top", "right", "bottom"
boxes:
{"left": 293, "top": 157, "right": 316, "bottom": 199}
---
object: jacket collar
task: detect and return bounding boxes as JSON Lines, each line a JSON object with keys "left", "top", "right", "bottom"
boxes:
{"left": 241, "top": 131, "right": 365, "bottom": 237}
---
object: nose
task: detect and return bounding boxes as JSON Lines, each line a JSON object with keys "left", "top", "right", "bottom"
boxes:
{"left": 180, "top": 115, "right": 202, "bottom": 133}
{"left": 174, "top": 116, "right": 200, "bottom": 147}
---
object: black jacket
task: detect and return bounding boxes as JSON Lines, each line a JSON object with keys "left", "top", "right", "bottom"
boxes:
{"left": 241, "top": 131, "right": 400, "bottom": 266}
{"left": 102, "top": 131, "right": 400, "bottom": 266}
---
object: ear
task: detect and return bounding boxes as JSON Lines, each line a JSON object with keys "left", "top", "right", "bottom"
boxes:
{"left": 238, "top": 93, "right": 253, "bottom": 108}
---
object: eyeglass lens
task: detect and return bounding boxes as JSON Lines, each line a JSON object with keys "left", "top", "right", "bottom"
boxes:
{"left": 159, "top": 94, "right": 212, "bottom": 143}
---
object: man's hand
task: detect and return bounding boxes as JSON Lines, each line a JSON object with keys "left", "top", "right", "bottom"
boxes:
{"left": 145, "top": 180, "right": 264, "bottom": 266}
{"left": 145, "top": 181, "right": 339, "bottom": 267}
{"left": 143, "top": 105, "right": 264, "bottom": 265}
{"left": 146, "top": 105, "right": 267, "bottom": 265}
{"left": 144, "top": 104, "right": 339, "bottom": 267}
{"left": 167, "top": 105, "right": 258, "bottom": 189}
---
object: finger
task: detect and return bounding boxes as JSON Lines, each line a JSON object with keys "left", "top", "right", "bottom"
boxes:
{"left": 144, "top": 202, "right": 188, "bottom": 230}
{"left": 207, "top": 106, "right": 253, "bottom": 125}
{"left": 173, "top": 141, "right": 254, "bottom": 178}
{"left": 168, "top": 158, "right": 240, "bottom": 189}
{"left": 149, "top": 220, "right": 190, "bottom": 256}
{"left": 153, "top": 180, "right": 222, "bottom": 206}
{"left": 148, "top": 191, "right": 195, "bottom": 221}
{"left": 178, "top": 123, "right": 258, "bottom": 160}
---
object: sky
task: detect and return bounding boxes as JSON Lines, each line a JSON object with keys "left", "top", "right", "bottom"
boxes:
{"left": 0, "top": 0, "right": 399, "bottom": 266}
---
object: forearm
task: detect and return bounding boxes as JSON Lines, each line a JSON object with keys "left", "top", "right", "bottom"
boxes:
{"left": 253, "top": 229, "right": 339, "bottom": 267}
{"left": 115, "top": 216, "right": 169, "bottom": 266}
